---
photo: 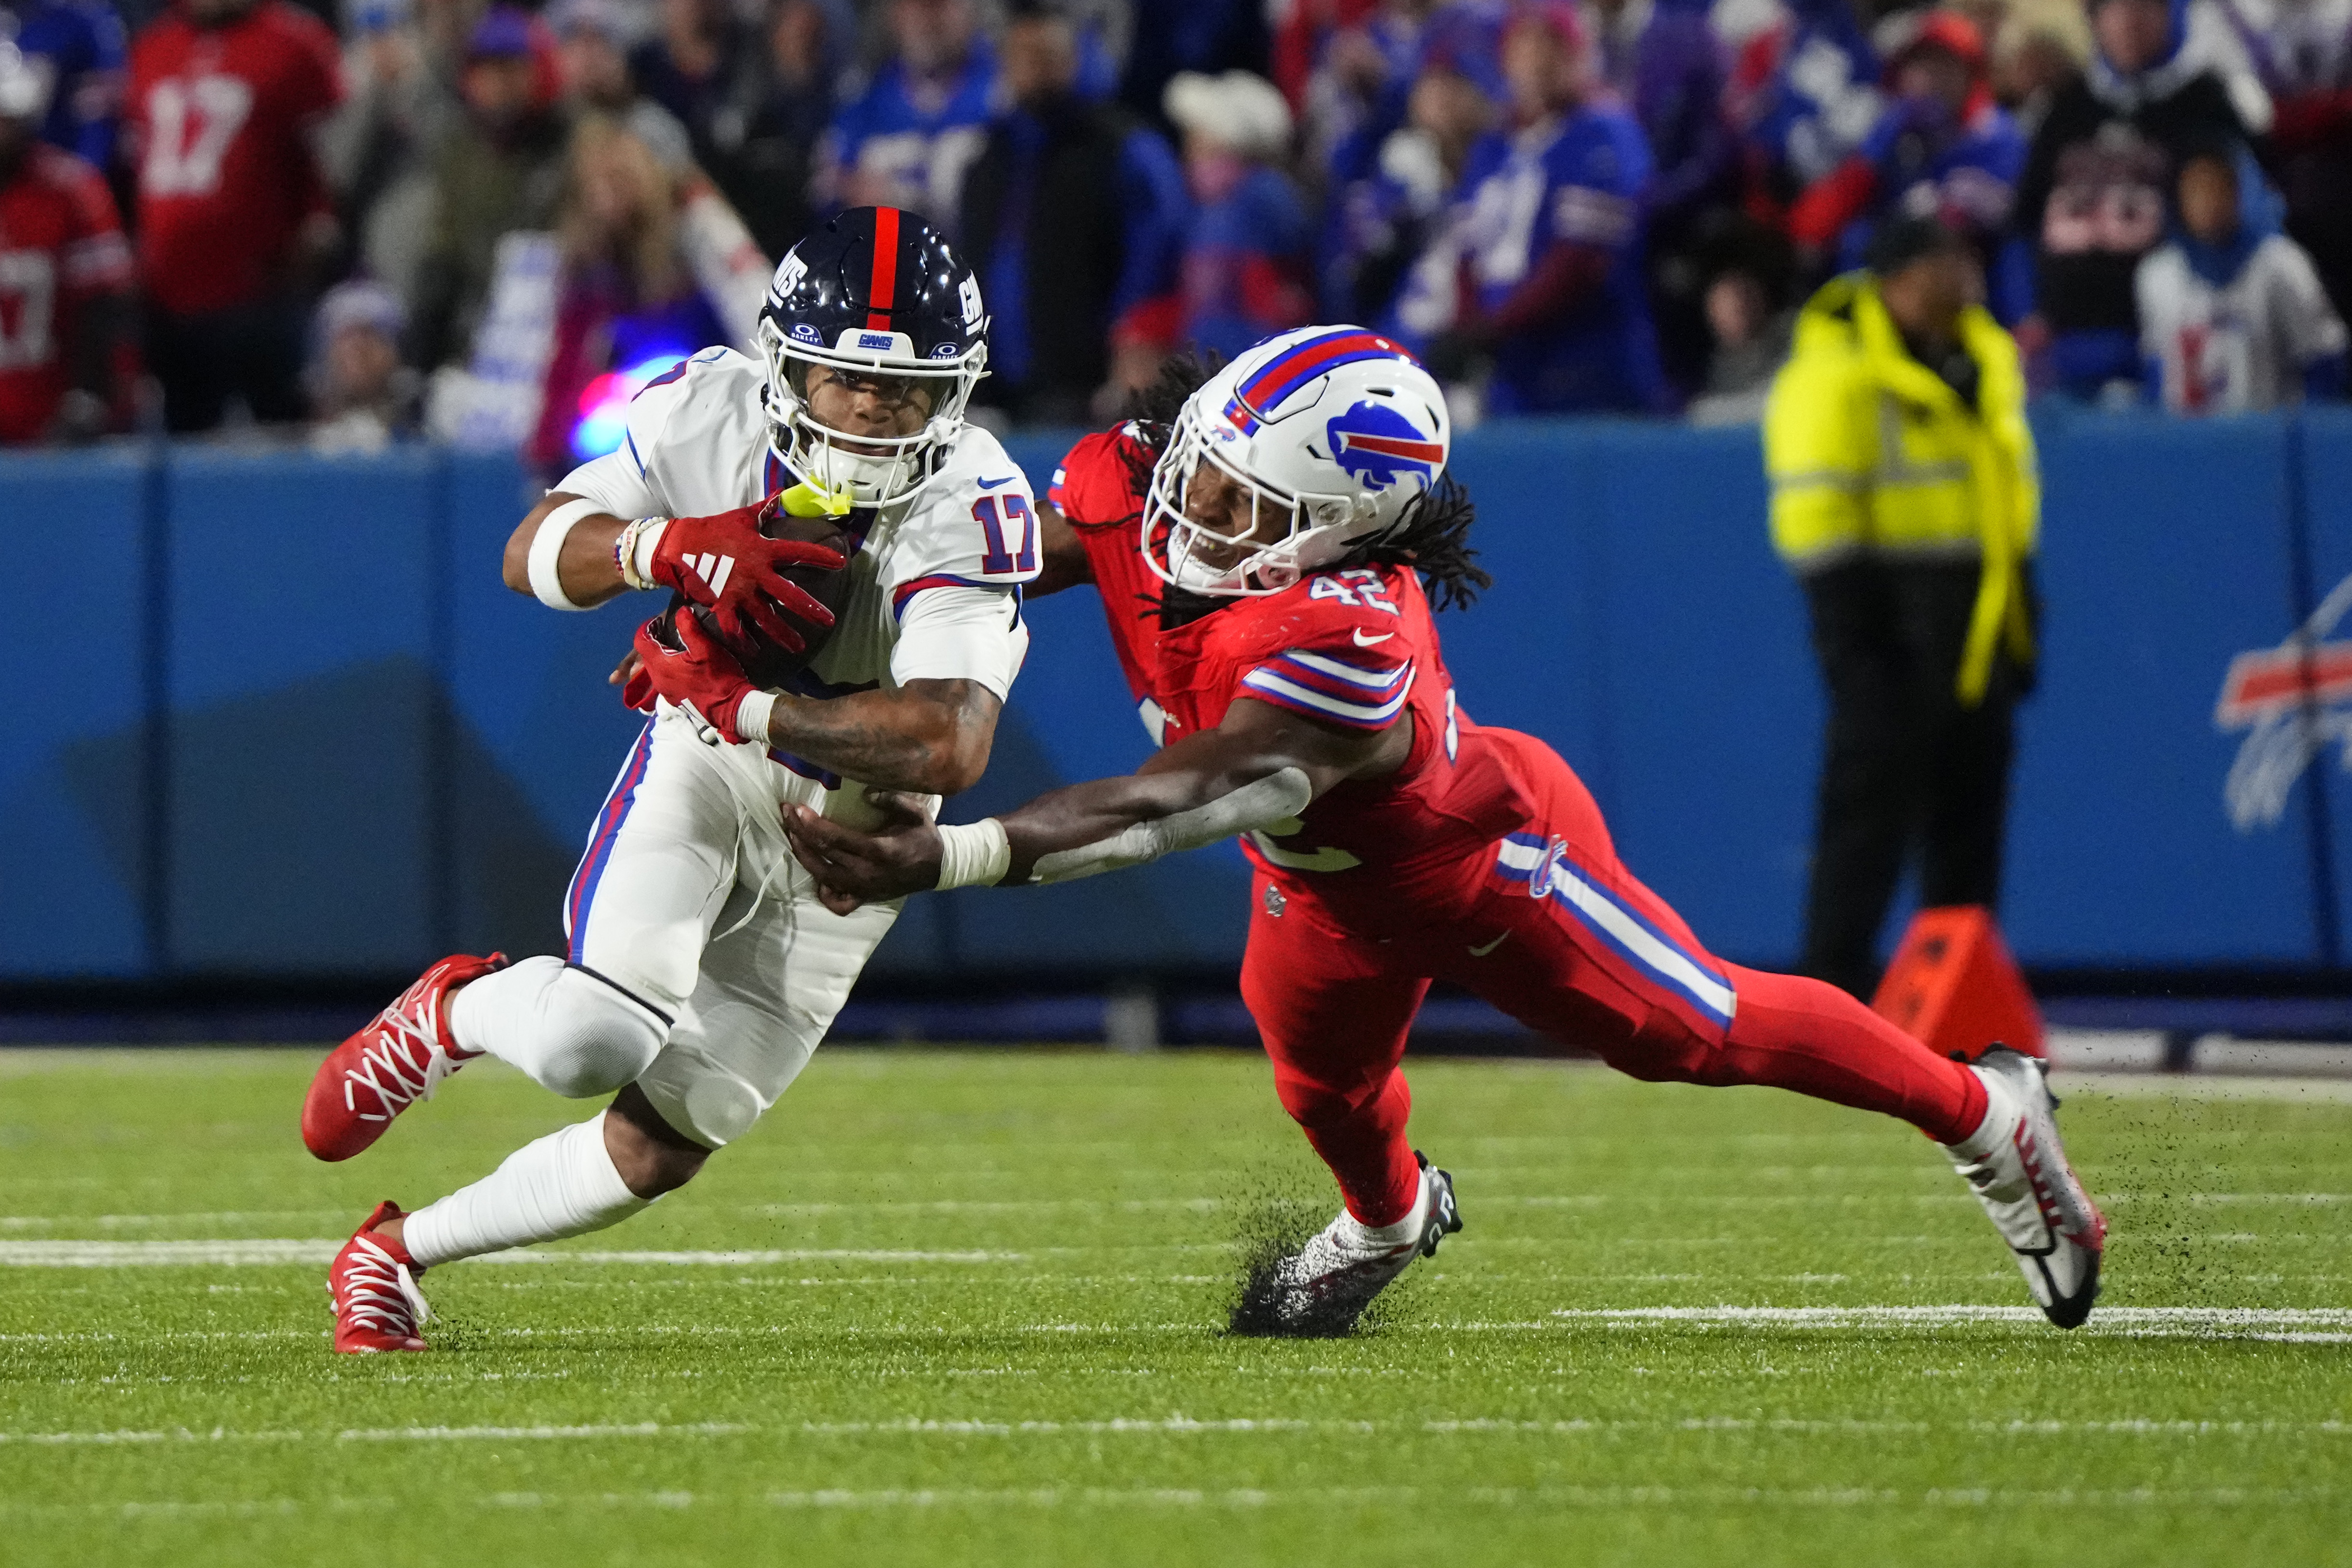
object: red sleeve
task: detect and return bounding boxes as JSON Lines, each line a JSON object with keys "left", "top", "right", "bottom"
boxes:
{"left": 53, "top": 154, "right": 133, "bottom": 294}
{"left": 1482, "top": 241, "right": 1614, "bottom": 338}
{"left": 277, "top": 6, "right": 344, "bottom": 221}
{"left": 286, "top": 6, "right": 346, "bottom": 120}
{"left": 2271, "top": 88, "right": 2352, "bottom": 155}
{"left": 1788, "top": 155, "right": 1879, "bottom": 250}
{"left": 1047, "top": 428, "right": 1150, "bottom": 529}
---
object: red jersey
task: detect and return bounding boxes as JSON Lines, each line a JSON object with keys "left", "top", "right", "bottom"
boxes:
{"left": 0, "top": 144, "right": 132, "bottom": 442}
{"left": 127, "top": 0, "right": 340, "bottom": 315}
{"left": 1052, "top": 427, "right": 1534, "bottom": 933}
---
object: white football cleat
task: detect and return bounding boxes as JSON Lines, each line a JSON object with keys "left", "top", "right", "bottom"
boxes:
{"left": 1942, "top": 1045, "right": 2107, "bottom": 1328}
{"left": 1233, "top": 1152, "right": 1462, "bottom": 1337}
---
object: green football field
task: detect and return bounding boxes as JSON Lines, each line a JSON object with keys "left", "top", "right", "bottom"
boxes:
{"left": 3, "top": 1046, "right": 2348, "bottom": 1567}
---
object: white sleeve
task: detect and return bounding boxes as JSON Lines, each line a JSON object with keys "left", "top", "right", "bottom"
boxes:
{"left": 891, "top": 584, "right": 1029, "bottom": 700}
{"left": 2272, "top": 241, "right": 2350, "bottom": 363}
{"left": 2134, "top": 252, "right": 2169, "bottom": 359}
{"left": 553, "top": 449, "right": 663, "bottom": 520}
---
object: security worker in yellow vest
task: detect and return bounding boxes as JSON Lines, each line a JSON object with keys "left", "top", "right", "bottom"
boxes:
{"left": 1764, "top": 216, "right": 2038, "bottom": 999}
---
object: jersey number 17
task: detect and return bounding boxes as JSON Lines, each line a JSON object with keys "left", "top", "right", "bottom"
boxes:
{"left": 973, "top": 494, "right": 1037, "bottom": 575}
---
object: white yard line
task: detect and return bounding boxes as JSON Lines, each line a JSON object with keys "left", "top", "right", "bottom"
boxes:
{"left": 4, "top": 1191, "right": 2342, "bottom": 1236}
{"left": 0, "top": 1241, "right": 1024, "bottom": 1267}
{"left": 6, "top": 1482, "right": 2340, "bottom": 1518}
{"left": 7, "top": 1414, "right": 2344, "bottom": 1447}
{"left": 2057, "top": 1071, "right": 2352, "bottom": 1103}
{"left": 1548, "top": 1305, "right": 2352, "bottom": 1331}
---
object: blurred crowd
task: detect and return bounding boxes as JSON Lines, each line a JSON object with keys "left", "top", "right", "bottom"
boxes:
{"left": 0, "top": 0, "right": 2344, "bottom": 463}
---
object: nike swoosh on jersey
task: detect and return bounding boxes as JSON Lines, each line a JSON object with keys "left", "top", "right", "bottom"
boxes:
{"left": 1353, "top": 628, "right": 1396, "bottom": 646}
{"left": 977, "top": 473, "right": 1017, "bottom": 489}
{"left": 1466, "top": 931, "right": 1511, "bottom": 957}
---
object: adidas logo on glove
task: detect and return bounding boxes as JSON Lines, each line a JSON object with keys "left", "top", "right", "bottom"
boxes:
{"left": 683, "top": 554, "right": 735, "bottom": 594}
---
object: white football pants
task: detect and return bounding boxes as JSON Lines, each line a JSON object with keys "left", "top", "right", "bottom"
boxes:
{"left": 551, "top": 706, "right": 907, "bottom": 1148}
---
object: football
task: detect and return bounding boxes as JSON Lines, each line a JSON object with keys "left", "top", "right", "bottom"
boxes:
{"left": 649, "top": 505, "right": 855, "bottom": 688}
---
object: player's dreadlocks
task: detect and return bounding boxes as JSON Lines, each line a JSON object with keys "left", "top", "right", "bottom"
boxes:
{"left": 1116, "top": 350, "right": 1490, "bottom": 628}
{"left": 1351, "top": 473, "right": 1490, "bottom": 612}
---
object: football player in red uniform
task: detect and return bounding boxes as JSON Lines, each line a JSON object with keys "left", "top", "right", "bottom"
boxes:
{"left": 125, "top": 0, "right": 340, "bottom": 431}
{"left": 638, "top": 326, "right": 2107, "bottom": 1337}
{"left": 0, "top": 41, "right": 133, "bottom": 443}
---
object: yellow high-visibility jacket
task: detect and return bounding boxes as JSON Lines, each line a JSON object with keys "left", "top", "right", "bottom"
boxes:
{"left": 1763, "top": 272, "right": 2038, "bottom": 706}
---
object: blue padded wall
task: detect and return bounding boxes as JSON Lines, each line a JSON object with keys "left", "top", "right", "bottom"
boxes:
{"left": 0, "top": 412, "right": 2339, "bottom": 981}
{"left": 0, "top": 448, "right": 152, "bottom": 976}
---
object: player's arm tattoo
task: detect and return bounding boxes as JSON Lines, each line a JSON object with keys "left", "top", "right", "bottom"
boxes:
{"left": 760, "top": 679, "right": 1003, "bottom": 797}
{"left": 501, "top": 491, "right": 634, "bottom": 606}
{"left": 778, "top": 697, "right": 1413, "bottom": 910}
{"left": 1028, "top": 501, "right": 1095, "bottom": 598}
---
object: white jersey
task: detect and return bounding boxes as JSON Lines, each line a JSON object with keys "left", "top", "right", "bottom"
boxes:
{"left": 556, "top": 345, "right": 1039, "bottom": 712}
{"left": 2136, "top": 235, "right": 2350, "bottom": 414}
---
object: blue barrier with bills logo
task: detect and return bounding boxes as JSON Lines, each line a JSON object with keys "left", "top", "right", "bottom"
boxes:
{"left": 1, "top": 411, "right": 2339, "bottom": 981}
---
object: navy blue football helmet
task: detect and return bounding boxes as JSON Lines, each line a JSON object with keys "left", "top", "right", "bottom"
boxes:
{"left": 755, "top": 207, "right": 989, "bottom": 506}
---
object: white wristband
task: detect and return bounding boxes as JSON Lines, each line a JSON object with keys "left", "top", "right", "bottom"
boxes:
{"left": 528, "top": 497, "right": 608, "bottom": 611}
{"left": 733, "top": 688, "right": 777, "bottom": 746}
{"left": 934, "top": 818, "right": 1013, "bottom": 890}
{"left": 620, "top": 517, "right": 669, "bottom": 590}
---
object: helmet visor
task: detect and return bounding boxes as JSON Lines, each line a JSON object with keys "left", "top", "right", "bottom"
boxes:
{"left": 1143, "top": 411, "right": 1318, "bottom": 594}
{"left": 785, "top": 354, "right": 950, "bottom": 448}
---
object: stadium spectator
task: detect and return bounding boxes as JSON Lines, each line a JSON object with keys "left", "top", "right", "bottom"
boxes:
{"left": 1763, "top": 216, "right": 2038, "bottom": 1000}
{"left": 2238, "top": 0, "right": 2352, "bottom": 319}
{"left": 698, "top": 0, "right": 849, "bottom": 261}
{"left": 2011, "top": 0, "right": 2247, "bottom": 400}
{"left": 546, "top": 0, "right": 770, "bottom": 350}
{"left": 2135, "top": 140, "right": 2347, "bottom": 409}
{"left": 3, "top": 0, "right": 128, "bottom": 167}
{"left": 1587, "top": 0, "right": 1734, "bottom": 389}
{"left": 1122, "top": 0, "right": 1269, "bottom": 131}
{"left": 1787, "top": 12, "right": 2029, "bottom": 321}
{"left": 625, "top": 0, "right": 737, "bottom": 174}
{"left": 306, "top": 277, "right": 418, "bottom": 452}
{"left": 1989, "top": 0, "right": 2091, "bottom": 128}
{"left": 127, "top": 0, "right": 342, "bottom": 431}
{"left": 960, "top": 0, "right": 1185, "bottom": 424}
{"left": 1154, "top": 67, "right": 1314, "bottom": 364}
{"left": 814, "top": 0, "right": 994, "bottom": 233}
{"left": 550, "top": 0, "right": 691, "bottom": 173}
{"left": 1685, "top": 258, "right": 1792, "bottom": 423}
{"left": 407, "top": 5, "right": 567, "bottom": 371}
{"left": 0, "top": 40, "right": 132, "bottom": 443}
{"left": 1288, "top": 0, "right": 1437, "bottom": 183}
{"left": 320, "top": 0, "right": 455, "bottom": 312}
{"left": 526, "top": 115, "right": 725, "bottom": 475}
{"left": 1403, "top": 2, "right": 1672, "bottom": 415}
{"left": 1725, "top": 0, "right": 1881, "bottom": 213}
{"left": 1318, "top": 11, "right": 1502, "bottom": 327}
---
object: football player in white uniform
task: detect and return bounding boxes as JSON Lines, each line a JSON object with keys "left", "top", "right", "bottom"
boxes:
{"left": 302, "top": 208, "right": 1042, "bottom": 1352}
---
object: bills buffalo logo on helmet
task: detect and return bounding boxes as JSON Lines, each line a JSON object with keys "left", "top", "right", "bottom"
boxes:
{"left": 1325, "top": 400, "right": 1444, "bottom": 492}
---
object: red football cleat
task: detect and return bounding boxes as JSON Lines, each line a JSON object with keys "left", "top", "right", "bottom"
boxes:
{"left": 329, "top": 1201, "right": 431, "bottom": 1354}
{"left": 302, "top": 953, "right": 506, "bottom": 1161}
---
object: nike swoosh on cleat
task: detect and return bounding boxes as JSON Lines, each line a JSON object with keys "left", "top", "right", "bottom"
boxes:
{"left": 1466, "top": 931, "right": 1510, "bottom": 956}
{"left": 1352, "top": 628, "right": 1395, "bottom": 646}
{"left": 977, "top": 473, "right": 1017, "bottom": 488}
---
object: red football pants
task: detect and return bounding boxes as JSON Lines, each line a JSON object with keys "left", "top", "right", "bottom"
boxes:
{"left": 1240, "top": 732, "right": 1987, "bottom": 1228}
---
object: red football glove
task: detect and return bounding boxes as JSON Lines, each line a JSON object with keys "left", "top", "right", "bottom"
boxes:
{"left": 631, "top": 611, "right": 760, "bottom": 739}
{"left": 646, "top": 497, "right": 846, "bottom": 653}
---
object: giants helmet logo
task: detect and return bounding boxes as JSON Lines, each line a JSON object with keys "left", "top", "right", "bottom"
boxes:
{"left": 1325, "top": 401, "right": 1443, "bottom": 492}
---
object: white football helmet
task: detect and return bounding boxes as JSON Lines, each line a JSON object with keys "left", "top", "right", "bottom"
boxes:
{"left": 1143, "top": 326, "right": 1450, "bottom": 596}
